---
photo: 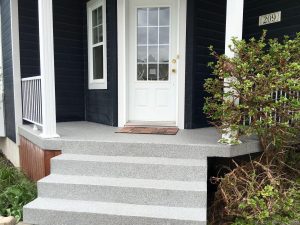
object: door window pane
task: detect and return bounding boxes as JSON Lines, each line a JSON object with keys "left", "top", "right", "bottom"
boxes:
{"left": 148, "top": 64, "right": 158, "bottom": 80}
{"left": 137, "top": 46, "right": 147, "bottom": 63}
{"left": 93, "top": 45, "right": 103, "bottom": 80}
{"left": 159, "top": 8, "right": 170, "bottom": 26}
{"left": 138, "top": 27, "right": 147, "bottom": 44}
{"left": 148, "top": 46, "right": 158, "bottom": 63}
{"left": 138, "top": 8, "right": 147, "bottom": 26}
{"left": 136, "top": 7, "right": 170, "bottom": 81}
{"left": 137, "top": 64, "right": 147, "bottom": 80}
{"left": 159, "top": 45, "right": 169, "bottom": 63}
{"left": 148, "top": 27, "right": 158, "bottom": 44}
{"left": 159, "top": 64, "right": 169, "bottom": 80}
{"left": 159, "top": 27, "right": 169, "bottom": 44}
{"left": 149, "top": 8, "right": 158, "bottom": 26}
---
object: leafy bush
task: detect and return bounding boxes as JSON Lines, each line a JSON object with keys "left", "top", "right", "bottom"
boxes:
{"left": 0, "top": 155, "right": 37, "bottom": 222}
{"left": 209, "top": 155, "right": 300, "bottom": 225}
{"left": 205, "top": 32, "right": 300, "bottom": 225}
{"left": 204, "top": 31, "right": 300, "bottom": 150}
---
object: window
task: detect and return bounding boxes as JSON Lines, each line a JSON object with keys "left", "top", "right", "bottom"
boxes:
{"left": 87, "top": 0, "right": 107, "bottom": 89}
{"left": 137, "top": 7, "right": 170, "bottom": 81}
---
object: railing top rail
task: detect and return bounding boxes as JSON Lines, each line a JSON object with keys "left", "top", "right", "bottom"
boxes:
{"left": 21, "top": 76, "right": 41, "bottom": 81}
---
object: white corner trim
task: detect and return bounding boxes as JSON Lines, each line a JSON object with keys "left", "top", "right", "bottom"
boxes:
{"left": 177, "top": 0, "right": 187, "bottom": 129}
{"left": 87, "top": 0, "right": 108, "bottom": 90}
{"left": 10, "top": 0, "right": 22, "bottom": 144}
{"left": 117, "top": 0, "right": 127, "bottom": 127}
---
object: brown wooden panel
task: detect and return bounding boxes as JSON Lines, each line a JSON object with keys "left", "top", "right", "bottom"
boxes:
{"left": 19, "top": 136, "right": 61, "bottom": 181}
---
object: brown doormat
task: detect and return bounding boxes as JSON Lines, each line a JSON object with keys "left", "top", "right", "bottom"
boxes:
{"left": 116, "top": 127, "right": 179, "bottom": 135}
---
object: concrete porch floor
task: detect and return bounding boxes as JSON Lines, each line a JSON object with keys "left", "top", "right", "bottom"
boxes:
{"left": 19, "top": 121, "right": 261, "bottom": 158}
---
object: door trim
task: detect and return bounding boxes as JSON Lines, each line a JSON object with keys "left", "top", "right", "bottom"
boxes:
{"left": 117, "top": 0, "right": 187, "bottom": 129}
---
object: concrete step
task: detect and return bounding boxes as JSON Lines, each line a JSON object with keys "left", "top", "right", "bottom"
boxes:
{"left": 24, "top": 198, "right": 206, "bottom": 225}
{"left": 51, "top": 154, "right": 207, "bottom": 181}
{"left": 38, "top": 174, "right": 207, "bottom": 207}
{"left": 62, "top": 142, "right": 213, "bottom": 159}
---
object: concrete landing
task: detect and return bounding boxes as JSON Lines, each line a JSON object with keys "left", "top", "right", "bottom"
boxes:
{"left": 19, "top": 121, "right": 261, "bottom": 158}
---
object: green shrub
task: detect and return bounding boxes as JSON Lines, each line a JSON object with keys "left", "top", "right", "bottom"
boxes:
{"left": 205, "top": 32, "right": 300, "bottom": 225}
{"left": 204, "top": 31, "right": 300, "bottom": 150}
{"left": 0, "top": 155, "right": 37, "bottom": 222}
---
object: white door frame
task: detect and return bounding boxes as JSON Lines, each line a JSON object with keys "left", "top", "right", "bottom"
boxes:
{"left": 117, "top": 0, "right": 187, "bottom": 129}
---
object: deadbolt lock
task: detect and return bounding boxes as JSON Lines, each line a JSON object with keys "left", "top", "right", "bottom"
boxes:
{"left": 172, "top": 69, "right": 176, "bottom": 73}
{"left": 171, "top": 59, "right": 177, "bottom": 64}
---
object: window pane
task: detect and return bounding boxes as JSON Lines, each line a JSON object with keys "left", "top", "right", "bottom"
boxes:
{"left": 159, "top": 8, "right": 170, "bottom": 26}
{"left": 148, "top": 46, "right": 158, "bottom": 63}
{"left": 137, "top": 46, "right": 147, "bottom": 63}
{"left": 159, "top": 45, "right": 169, "bottom": 62}
{"left": 137, "top": 27, "right": 147, "bottom": 44}
{"left": 137, "top": 64, "right": 147, "bottom": 80}
{"left": 148, "top": 27, "right": 158, "bottom": 44}
{"left": 159, "top": 27, "right": 169, "bottom": 44}
{"left": 93, "top": 45, "right": 103, "bottom": 80}
{"left": 92, "top": 9, "right": 98, "bottom": 27}
{"left": 98, "top": 6, "right": 103, "bottom": 25}
{"left": 148, "top": 64, "right": 158, "bottom": 80}
{"left": 148, "top": 8, "right": 158, "bottom": 26}
{"left": 98, "top": 25, "right": 103, "bottom": 42}
{"left": 137, "top": 8, "right": 147, "bottom": 26}
{"left": 93, "top": 27, "right": 99, "bottom": 44}
{"left": 159, "top": 64, "right": 169, "bottom": 80}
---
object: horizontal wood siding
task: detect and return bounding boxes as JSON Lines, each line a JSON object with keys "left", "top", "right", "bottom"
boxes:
{"left": 84, "top": 0, "right": 118, "bottom": 126}
{"left": 1, "top": 0, "right": 16, "bottom": 142}
{"left": 19, "top": 136, "right": 61, "bottom": 181}
{"left": 18, "top": 0, "right": 85, "bottom": 122}
{"left": 53, "top": 0, "right": 85, "bottom": 122}
{"left": 243, "top": 0, "right": 300, "bottom": 39}
{"left": 185, "top": 0, "right": 226, "bottom": 128}
{"left": 18, "top": 0, "right": 40, "bottom": 78}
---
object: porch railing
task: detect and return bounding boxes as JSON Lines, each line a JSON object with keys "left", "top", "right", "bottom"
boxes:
{"left": 21, "top": 76, "right": 43, "bottom": 127}
{"left": 243, "top": 89, "right": 300, "bottom": 126}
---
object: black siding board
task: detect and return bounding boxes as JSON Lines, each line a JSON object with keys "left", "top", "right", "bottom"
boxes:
{"left": 18, "top": 0, "right": 40, "bottom": 78}
{"left": 53, "top": 0, "right": 85, "bottom": 122}
{"left": 243, "top": 0, "right": 300, "bottom": 40}
{"left": 84, "top": 0, "right": 118, "bottom": 126}
{"left": 185, "top": 0, "right": 226, "bottom": 128}
{"left": 1, "top": 0, "right": 16, "bottom": 142}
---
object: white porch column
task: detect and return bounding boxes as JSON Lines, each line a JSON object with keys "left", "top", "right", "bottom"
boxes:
{"left": 38, "top": 0, "right": 59, "bottom": 138}
{"left": 222, "top": 0, "right": 244, "bottom": 143}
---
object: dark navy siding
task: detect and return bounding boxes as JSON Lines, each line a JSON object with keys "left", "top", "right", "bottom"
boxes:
{"left": 243, "top": 0, "right": 300, "bottom": 39}
{"left": 18, "top": 0, "right": 40, "bottom": 78}
{"left": 185, "top": 0, "right": 227, "bottom": 128}
{"left": 1, "top": 0, "right": 16, "bottom": 142}
{"left": 53, "top": 0, "right": 85, "bottom": 122}
{"left": 84, "top": 0, "right": 118, "bottom": 126}
{"left": 18, "top": 0, "right": 85, "bottom": 122}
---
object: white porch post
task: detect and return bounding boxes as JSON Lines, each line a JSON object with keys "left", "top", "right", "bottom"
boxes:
{"left": 222, "top": 0, "right": 244, "bottom": 143}
{"left": 38, "top": 0, "right": 59, "bottom": 138}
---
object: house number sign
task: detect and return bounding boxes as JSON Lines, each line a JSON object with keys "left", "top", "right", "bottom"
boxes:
{"left": 259, "top": 11, "right": 281, "bottom": 26}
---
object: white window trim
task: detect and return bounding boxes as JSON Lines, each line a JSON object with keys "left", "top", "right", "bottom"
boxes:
{"left": 87, "top": 0, "right": 107, "bottom": 90}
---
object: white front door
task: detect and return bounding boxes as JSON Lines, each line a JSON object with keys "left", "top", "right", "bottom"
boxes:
{"left": 128, "top": 0, "right": 178, "bottom": 124}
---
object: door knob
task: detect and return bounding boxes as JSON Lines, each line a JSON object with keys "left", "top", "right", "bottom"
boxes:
{"left": 172, "top": 69, "right": 176, "bottom": 73}
{"left": 171, "top": 59, "right": 177, "bottom": 64}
